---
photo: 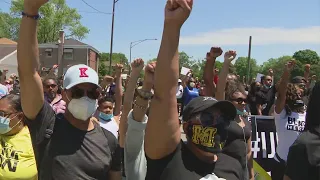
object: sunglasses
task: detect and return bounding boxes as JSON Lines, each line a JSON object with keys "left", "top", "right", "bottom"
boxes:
{"left": 191, "top": 112, "right": 225, "bottom": 127}
{"left": 70, "top": 87, "right": 100, "bottom": 99}
{"left": 0, "top": 111, "right": 17, "bottom": 118}
{"left": 45, "top": 84, "right": 57, "bottom": 89}
{"left": 230, "top": 98, "right": 247, "bottom": 104}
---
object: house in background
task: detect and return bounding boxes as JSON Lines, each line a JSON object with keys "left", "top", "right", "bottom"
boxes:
{"left": 39, "top": 31, "right": 100, "bottom": 76}
{"left": 0, "top": 38, "right": 18, "bottom": 75}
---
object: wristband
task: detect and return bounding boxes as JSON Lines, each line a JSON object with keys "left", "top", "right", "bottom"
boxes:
{"left": 133, "top": 101, "right": 148, "bottom": 110}
{"left": 22, "top": 12, "right": 40, "bottom": 20}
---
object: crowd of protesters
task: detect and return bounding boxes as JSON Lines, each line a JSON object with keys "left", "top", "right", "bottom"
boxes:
{"left": 0, "top": 0, "right": 319, "bottom": 180}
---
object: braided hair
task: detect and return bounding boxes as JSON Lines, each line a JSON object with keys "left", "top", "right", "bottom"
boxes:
{"left": 284, "top": 83, "right": 304, "bottom": 115}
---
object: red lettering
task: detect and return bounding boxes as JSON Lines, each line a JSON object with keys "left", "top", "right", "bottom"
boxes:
{"left": 79, "top": 68, "right": 89, "bottom": 77}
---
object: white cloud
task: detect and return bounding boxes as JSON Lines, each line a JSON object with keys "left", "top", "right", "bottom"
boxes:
{"left": 180, "top": 26, "right": 320, "bottom": 46}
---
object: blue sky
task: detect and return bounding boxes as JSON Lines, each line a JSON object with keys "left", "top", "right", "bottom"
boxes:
{"left": 1, "top": 0, "right": 320, "bottom": 65}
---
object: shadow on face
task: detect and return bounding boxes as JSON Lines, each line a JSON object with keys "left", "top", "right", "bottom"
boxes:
{"left": 62, "top": 83, "right": 100, "bottom": 105}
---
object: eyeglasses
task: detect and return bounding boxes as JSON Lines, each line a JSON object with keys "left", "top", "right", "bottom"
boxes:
{"left": 45, "top": 84, "right": 57, "bottom": 89}
{"left": 70, "top": 87, "right": 100, "bottom": 99}
{"left": 230, "top": 98, "right": 247, "bottom": 104}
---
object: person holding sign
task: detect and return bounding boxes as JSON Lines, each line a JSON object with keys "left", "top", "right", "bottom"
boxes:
{"left": 272, "top": 60, "right": 306, "bottom": 180}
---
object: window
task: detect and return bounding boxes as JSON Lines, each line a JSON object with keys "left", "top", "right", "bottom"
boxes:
{"left": 45, "top": 48, "right": 52, "bottom": 57}
{"left": 64, "top": 49, "right": 73, "bottom": 60}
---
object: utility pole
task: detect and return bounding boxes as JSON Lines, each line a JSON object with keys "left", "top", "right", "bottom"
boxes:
{"left": 247, "top": 36, "right": 252, "bottom": 84}
{"left": 109, "top": 0, "right": 119, "bottom": 74}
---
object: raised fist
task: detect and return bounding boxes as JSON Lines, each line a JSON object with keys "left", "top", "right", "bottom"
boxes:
{"left": 144, "top": 62, "right": 157, "bottom": 85}
{"left": 224, "top": 50, "right": 237, "bottom": 63}
{"left": 305, "top": 64, "right": 311, "bottom": 72}
{"left": 165, "top": 0, "right": 193, "bottom": 27}
{"left": 115, "top": 64, "right": 123, "bottom": 73}
{"left": 285, "top": 59, "right": 296, "bottom": 72}
{"left": 268, "top": 69, "right": 274, "bottom": 76}
{"left": 131, "top": 58, "right": 144, "bottom": 73}
{"left": 210, "top": 47, "right": 223, "bottom": 58}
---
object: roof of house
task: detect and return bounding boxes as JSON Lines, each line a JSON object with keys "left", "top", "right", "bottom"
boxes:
{"left": 39, "top": 38, "right": 99, "bottom": 53}
{"left": 0, "top": 38, "right": 17, "bottom": 45}
{"left": 0, "top": 46, "right": 17, "bottom": 60}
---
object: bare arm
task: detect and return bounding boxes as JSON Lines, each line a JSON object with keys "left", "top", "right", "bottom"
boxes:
{"left": 133, "top": 62, "right": 154, "bottom": 122}
{"left": 114, "top": 64, "right": 123, "bottom": 116}
{"left": 203, "top": 55, "right": 215, "bottom": 97}
{"left": 145, "top": 25, "right": 181, "bottom": 159}
{"left": 18, "top": 4, "right": 46, "bottom": 120}
{"left": 119, "top": 59, "right": 144, "bottom": 147}
{"left": 275, "top": 61, "right": 294, "bottom": 114}
{"left": 108, "top": 170, "right": 121, "bottom": 180}
{"left": 203, "top": 47, "right": 222, "bottom": 97}
{"left": 215, "top": 51, "right": 236, "bottom": 101}
{"left": 256, "top": 104, "right": 262, "bottom": 115}
{"left": 247, "top": 137, "right": 254, "bottom": 180}
{"left": 182, "top": 72, "right": 190, "bottom": 88}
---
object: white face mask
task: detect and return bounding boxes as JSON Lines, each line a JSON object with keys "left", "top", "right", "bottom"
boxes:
{"left": 67, "top": 96, "right": 97, "bottom": 121}
{"left": 189, "top": 82, "right": 196, "bottom": 88}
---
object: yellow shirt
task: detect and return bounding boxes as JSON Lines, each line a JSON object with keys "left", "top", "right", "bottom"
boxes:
{"left": 0, "top": 126, "right": 37, "bottom": 180}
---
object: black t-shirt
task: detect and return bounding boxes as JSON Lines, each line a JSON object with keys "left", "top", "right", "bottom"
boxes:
{"left": 247, "top": 93, "right": 258, "bottom": 115}
{"left": 256, "top": 86, "right": 276, "bottom": 115}
{"left": 145, "top": 141, "right": 242, "bottom": 180}
{"left": 223, "top": 119, "right": 252, "bottom": 180}
{"left": 285, "top": 131, "right": 320, "bottom": 180}
{"left": 25, "top": 102, "right": 121, "bottom": 180}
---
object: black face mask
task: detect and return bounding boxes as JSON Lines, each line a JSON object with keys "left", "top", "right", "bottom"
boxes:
{"left": 186, "top": 115, "right": 229, "bottom": 154}
{"left": 288, "top": 99, "right": 305, "bottom": 109}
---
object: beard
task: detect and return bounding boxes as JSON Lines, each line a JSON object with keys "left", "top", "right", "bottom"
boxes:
{"left": 45, "top": 92, "right": 56, "bottom": 103}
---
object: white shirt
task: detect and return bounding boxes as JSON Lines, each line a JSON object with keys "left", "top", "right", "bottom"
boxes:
{"left": 99, "top": 118, "right": 119, "bottom": 139}
{"left": 176, "top": 85, "right": 183, "bottom": 99}
{"left": 274, "top": 108, "right": 306, "bottom": 161}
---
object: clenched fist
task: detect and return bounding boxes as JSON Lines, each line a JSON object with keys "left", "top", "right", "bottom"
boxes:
{"left": 165, "top": 0, "right": 193, "bottom": 27}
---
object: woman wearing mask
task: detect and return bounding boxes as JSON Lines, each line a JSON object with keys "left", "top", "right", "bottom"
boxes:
{"left": 0, "top": 94, "right": 37, "bottom": 180}
{"left": 272, "top": 60, "right": 306, "bottom": 180}
{"left": 216, "top": 51, "right": 254, "bottom": 180}
{"left": 284, "top": 82, "right": 320, "bottom": 180}
{"left": 182, "top": 71, "right": 199, "bottom": 107}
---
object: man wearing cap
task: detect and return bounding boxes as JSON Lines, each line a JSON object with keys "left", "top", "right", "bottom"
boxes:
{"left": 145, "top": 1, "right": 241, "bottom": 179}
{"left": 16, "top": 0, "right": 121, "bottom": 179}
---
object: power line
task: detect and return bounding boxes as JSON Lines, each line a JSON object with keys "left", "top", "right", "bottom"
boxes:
{"left": 80, "top": 0, "right": 110, "bottom": 15}
{"left": 0, "top": 0, "right": 10, "bottom": 4}
{"left": 78, "top": 10, "right": 111, "bottom": 15}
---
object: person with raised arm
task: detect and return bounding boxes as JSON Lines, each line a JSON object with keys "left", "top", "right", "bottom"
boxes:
{"left": 125, "top": 61, "right": 156, "bottom": 180}
{"left": 216, "top": 51, "right": 254, "bottom": 180}
{"left": 17, "top": 0, "right": 121, "bottom": 179}
{"left": 145, "top": 1, "right": 241, "bottom": 179}
{"left": 118, "top": 58, "right": 144, "bottom": 178}
{"left": 203, "top": 47, "right": 223, "bottom": 97}
{"left": 271, "top": 60, "right": 307, "bottom": 180}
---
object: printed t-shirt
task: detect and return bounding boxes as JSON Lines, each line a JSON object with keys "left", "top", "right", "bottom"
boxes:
{"left": 274, "top": 109, "right": 306, "bottom": 161}
{"left": 25, "top": 102, "right": 121, "bottom": 180}
{"left": 0, "top": 126, "right": 37, "bottom": 180}
{"left": 145, "top": 141, "right": 242, "bottom": 180}
{"left": 183, "top": 87, "right": 199, "bottom": 106}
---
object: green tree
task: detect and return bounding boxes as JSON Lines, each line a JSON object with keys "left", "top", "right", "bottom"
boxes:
{"left": 261, "top": 56, "right": 292, "bottom": 82}
{"left": 98, "top": 60, "right": 108, "bottom": 77}
{"left": 0, "top": 0, "right": 89, "bottom": 43}
{"left": 293, "top": 49, "right": 320, "bottom": 65}
{"left": 179, "top": 51, "right": 193, "bottom": 69}
{"left": 234, "top": 57, "right": 259, "bottom": 82}
{"left": 100, "top": 52, "right": 129, "bottom": 65}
